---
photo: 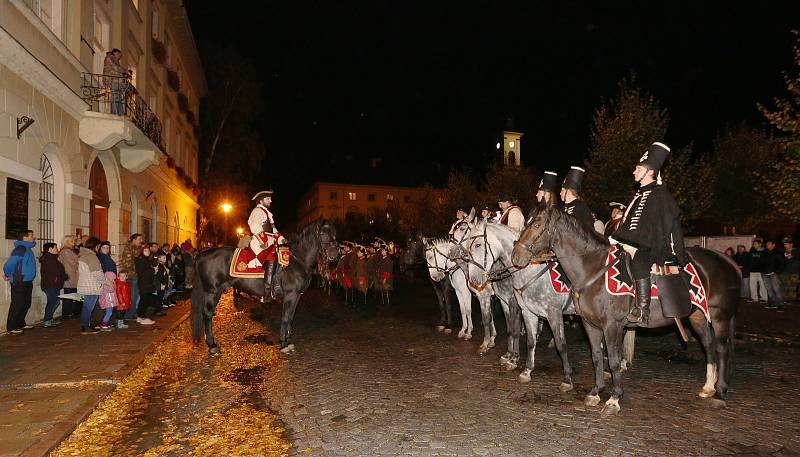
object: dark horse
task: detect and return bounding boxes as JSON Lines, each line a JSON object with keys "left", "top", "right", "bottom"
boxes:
{"left": 512, "top": 204, "right": 739, "bottom": 415}
{"left": 191, "top": 217, "right": 339, "bottom": 354}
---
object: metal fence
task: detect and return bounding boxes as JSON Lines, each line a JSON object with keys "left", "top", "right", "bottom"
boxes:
{"left": 80, "top": 73, "right": 164, "bottom": 152}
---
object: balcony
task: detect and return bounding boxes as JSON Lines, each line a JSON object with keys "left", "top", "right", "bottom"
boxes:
{"left": 78, "top": 73, "right": 165, "bottom": 173}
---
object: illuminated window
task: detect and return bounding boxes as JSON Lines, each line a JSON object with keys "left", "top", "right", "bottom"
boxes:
{"left": 348, "top": 192, "right": 357, "bottom": 201}
{"left": 386, "top": 194, "right": 394, "bottom": 201}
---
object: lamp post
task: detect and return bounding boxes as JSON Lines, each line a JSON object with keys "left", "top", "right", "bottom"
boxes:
{"left": 221, "top": 203, "right": 232, "bottom": 245}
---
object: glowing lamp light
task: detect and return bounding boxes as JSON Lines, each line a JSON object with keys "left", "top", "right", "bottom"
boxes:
{"left": 509, "top": 141, "right": 515, "bottom": 148}
{"left": 221, "top": 203, "right": 232, "bottom": 213}
{"left": 495, "top": 142, "right": 501, "bottom": 150}
{"left": 236, "top": 227, "right": 244, "bottom": 235}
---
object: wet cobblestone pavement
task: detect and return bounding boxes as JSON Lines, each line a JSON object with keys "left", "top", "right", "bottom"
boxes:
{"left": 55, "top": 277, "right": 800, "bottom": 456}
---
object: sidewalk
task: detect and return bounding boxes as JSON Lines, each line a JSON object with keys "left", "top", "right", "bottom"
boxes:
{"left": 0, "top": 300, "right": 190, "bottom": 457}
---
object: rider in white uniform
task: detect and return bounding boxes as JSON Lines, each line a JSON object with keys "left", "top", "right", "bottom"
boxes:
{"left": 497, "top": 194, "right": 525, "bottom": 233}
{"left": 248, "top": 190, "right": 283, "bottom": 300}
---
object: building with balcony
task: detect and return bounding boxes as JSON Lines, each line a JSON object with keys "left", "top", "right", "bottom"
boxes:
{"left": 297, "top": 182, "right": 445, "bottom": 229}
{"left": 0, "top": 0, "right": 206, "bottom": 331}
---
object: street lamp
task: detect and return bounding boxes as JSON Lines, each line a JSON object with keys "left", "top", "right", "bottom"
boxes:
{"left": 236, "top": 227, "right": 244, "bottom": 237}
{"left": 220, "top": 203, "right": 232, "bottom": 245}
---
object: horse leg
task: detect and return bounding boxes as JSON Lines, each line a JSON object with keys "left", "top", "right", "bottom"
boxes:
{"left": 204, "top": 314, "right": 220, "bottom": 355}
{"left": 477, "top": 292, "right": 494, "bottom": 354}
{"left": 455, "top": 280, "right": 473, "bottom": 340}
{"left": 621, "top": 329, "right": 636, "bottom": 371}
{"left": 501, "top": 296, "right": 521, "bottom": 370}
{"left": 547, "top": 307, "right": 574, "bottom": 391}
{"left": 443, "top": 280, "right": 454, "bottom": 334}
{"left": 711, "top": 316, "right": 735, "bottom": 404}
{"left": 582, "top": 322, "right": 606, "bottom": 407}
{"left": 600, "top": 323, "right": 626, "bottom": 416}
{"left": 433, "top": 283, "right": 447, "bottom": 332}
{"left": 518, "top": 311, "right": 539, "bottom": 383}
{"left": 687, "top": 312, "right": 718, "bottom": 399}
{"left": 279, "top": 292, "right": 301, "bottom": 352}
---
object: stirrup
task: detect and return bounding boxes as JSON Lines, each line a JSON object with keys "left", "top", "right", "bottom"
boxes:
{"left": 627, "top": 306, "right": 643, "bottom": 323}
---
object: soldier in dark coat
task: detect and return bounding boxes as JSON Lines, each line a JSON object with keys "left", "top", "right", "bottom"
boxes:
{"left": 560, "top": 166, "right": 595, "bottom": 233}
{"left": 611, "top": 142, "right": 688, "bottom": 323}
{"left": 374, "top": 241, "right": 394, "bottom": 305}
{"left": 536, "top": 171, "right": 560, "bottom": 205}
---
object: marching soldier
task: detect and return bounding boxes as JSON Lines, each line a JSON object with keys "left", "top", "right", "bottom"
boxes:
{"left": 374, "top": 240, "right": 394, "bottom": 305}
{"left": 604, "top": 202, "right": 626, "bottom": 238}
{"left": 497, "top": 194, "right": 525, "bottom": 233}
{"left": 610, "top": 142, "right": 688, "bottom": 323}
{"left": 536, "top": 171, "right": 559, "bottom": 205}
{"left": 560, "top": 166, "right": 595, "bottom": 233}
{"left": 248, "top": 189, "right": 283, "bottom": 301}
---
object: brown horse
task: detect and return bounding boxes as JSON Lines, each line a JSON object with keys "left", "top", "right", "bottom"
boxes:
{"left": 512, "top": 203, "right": 739, "bottom": 415}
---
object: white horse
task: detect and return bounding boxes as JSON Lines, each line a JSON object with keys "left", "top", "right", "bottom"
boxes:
{"left": 422, "top": 237, "right": 474, "bottom": 339}
{"left": 451, "top": 214, "right": 523, "bottom": 357}
{"left": 462, "top": 213, "right": 578, "bottom": 390}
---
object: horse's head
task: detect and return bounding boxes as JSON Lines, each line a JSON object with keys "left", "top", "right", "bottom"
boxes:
{"left": 464, "top": 213, "right": 494, "bottom": 289}
{"left": 403, "top": 231, "right": 424, "bottom": 265}
{"left": 512, "top": 202, "right": 555, "bottom": 267}
{"left": 318, "top": 217, "right": 339, "bottom": 263}
{"left": 422, "top": 237, "right": 447, "bottom": 282}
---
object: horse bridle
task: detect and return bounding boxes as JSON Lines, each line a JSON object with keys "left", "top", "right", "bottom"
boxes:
{"left": 316, "top": 228, "right": 338, "bottom": 262}
{"left": 514, "top": 208, "right": 555, "bottom": 261}
{"left": 424, "top": 241, "right": 460, "bottom": 276}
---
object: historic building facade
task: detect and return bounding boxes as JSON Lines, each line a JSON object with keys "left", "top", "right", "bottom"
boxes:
{"left": 296, "top": 182, "right": 444, "bottom": 228}
{"left": 0, "top": 0, "right": 206, "bottom": 330}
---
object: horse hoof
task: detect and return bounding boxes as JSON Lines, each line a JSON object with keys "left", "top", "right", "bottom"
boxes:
{"left": 443, "top": 328, "right": 452, "bottom": 335}
{"left": 487, "top": 341, "right": 496, "bottom": 349}
{"left": 209, "top": 346, "right": 221, "bottom": 356}
{"left": 280, "top": 344, "right": 296, "bottom": 354}
{"left": 499, "top": 354, "right": 510, "bottom": 365}
{"left": 559, "top": 382, "right": 574, "bottom": 392}
{"left": 698, "top": 388, "right": 716, "bottom": 399}
{"left": 710, "top": 398, "right": 727, "bottom": 409}
{"left": 504, "top": 362, "right": 517, "bottom": 371}
{"left": 457, "top": 331, "right": 465, "bottom": 339}
{"left": 436, "top": 325, "right": 445, "bottom": 333}
{"left": 547, "top": 339, "right": 556, "bottom": 349}
{"left": 585, "top": 395, "right": 601, "bottom": 407}
{"left": 603, "top": 370, "right": 612, "bottom": 380}
{"left": 518, "top": 371, "right": 532, "bottom": 383}
{"left": 601, "top": 398, "right": 621, "bottom": 416}
{"left": 478, "top": 345, "right": 489, "bottom": 354}
{"left": 464, "top": 334, "right": 473, "bottom": 341}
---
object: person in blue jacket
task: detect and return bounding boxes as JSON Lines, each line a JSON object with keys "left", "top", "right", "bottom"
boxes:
{"left": 3, "top": 230, "right": 37, "bottom": 334}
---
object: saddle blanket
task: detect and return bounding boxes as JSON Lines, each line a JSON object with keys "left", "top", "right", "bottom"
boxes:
{"left": 547, "top": 262, "right": 570, "bottom": 295}
{"left": 230, "top": 247, "right": 269, "bottom": 278}
{"left": 605, "top": 245, "right": 710, "bottom": 322}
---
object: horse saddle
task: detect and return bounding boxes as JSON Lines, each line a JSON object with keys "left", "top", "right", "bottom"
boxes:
{"left": 605, "top": 245, "right": 710, "bottom": 322}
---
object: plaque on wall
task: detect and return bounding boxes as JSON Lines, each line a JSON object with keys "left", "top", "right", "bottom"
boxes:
{"left": 5, "top": 178, "right": 29, "bottom": 240}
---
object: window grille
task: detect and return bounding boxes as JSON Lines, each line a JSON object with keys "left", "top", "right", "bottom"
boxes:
{"left": 38, "top": 155, "right": 55, "bottom": 251}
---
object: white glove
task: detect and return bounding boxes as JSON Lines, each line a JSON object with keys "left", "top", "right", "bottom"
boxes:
{"left": 278, "top": 235, "right": 287, "bottom": 245}
{"left": 608, "top": 236, "right": 618, "bottom": 245}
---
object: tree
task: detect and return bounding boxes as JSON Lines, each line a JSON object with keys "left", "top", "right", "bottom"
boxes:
{"left": 481, "top": 164, "right": 540, "bottom": 213}
{"left": 583, "top": 78, "right": 669, "bottom": 213}
{"left": 758, "top": 30, "right": 800, "bottom": 222}
{"left": 705, "top": 126, "right": 779, "bottom": 231}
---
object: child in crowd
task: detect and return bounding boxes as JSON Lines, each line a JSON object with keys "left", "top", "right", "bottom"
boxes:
{"left": 98, "top": 271, "right": 119, "bottom": 331}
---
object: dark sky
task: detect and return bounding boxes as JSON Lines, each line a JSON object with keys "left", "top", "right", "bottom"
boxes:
{"left": 187, "top": 1, "right": 800, "bottom": 221}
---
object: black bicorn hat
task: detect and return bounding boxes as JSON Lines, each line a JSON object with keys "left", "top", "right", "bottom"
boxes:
{"left": 638, "top": 142, "right": 670, "bottom": 171}
{"left": 608, "top": 201, "right": 626, "bottom": 211}
{"left": 251, "top": 189, "right": 274, "bottom": 201}
{"left": 562, "top": 166, "right": 585, "bottom": 192}
{"left": 538, "top": 171, "right": 559, "bottom": 193}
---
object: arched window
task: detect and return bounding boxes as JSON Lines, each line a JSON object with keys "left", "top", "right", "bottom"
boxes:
{"left": 174, "top": 211, "right": 180, "bottom": 244}
{"left": 38, "top": 155, "right": 55, "bottom": 249}
{"left": 164, "top": 205, "right": 169, "bottom": 244}
{"left": 130, "top": 191, "right": 138, "bottom": 235}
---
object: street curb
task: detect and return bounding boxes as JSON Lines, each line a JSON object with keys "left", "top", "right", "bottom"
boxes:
{"left": 21, "top": 308, "right": 191, "bottom": 457}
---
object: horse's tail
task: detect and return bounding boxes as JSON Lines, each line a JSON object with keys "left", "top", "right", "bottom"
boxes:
{"left": 191, "top": 259, "right": 206, "bottom": 344}
{"left": 726, "top": 315, "right": 736, "bottom": 382}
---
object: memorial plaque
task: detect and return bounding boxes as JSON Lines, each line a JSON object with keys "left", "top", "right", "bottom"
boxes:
{"left": 5, "top": 178, "right": 29, "bottom": 239}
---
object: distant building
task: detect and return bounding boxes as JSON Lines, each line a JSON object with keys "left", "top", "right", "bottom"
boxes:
{"left": 0, "top": 0, "right": 206, "bottom": 330}
{"left": 496, "top": 117, "right": 523, "bottom": 167}
{"left": 297, "top": 182, "right": 444, "bottom": 228}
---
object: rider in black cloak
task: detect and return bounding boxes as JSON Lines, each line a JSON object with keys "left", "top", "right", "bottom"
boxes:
{"left": 610, "top": 142, "right": 688, "bottom": 323}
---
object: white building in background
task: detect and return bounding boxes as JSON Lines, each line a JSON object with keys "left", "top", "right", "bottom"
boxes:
{"left": 0, "top": 0, "right": 207, "bottom": 331}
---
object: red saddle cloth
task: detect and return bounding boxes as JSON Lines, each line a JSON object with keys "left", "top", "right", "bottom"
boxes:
{"left": 604, "top": 245, "right": 710, "bottom": 322}
{"left": 547, "top": 262, "right": 570, "bottom": 295}
{"left": 229, "top": 245, "right": 276, "bottom": 278}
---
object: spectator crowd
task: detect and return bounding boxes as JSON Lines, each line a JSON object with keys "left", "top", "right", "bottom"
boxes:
{"left": 728, "top": 236, "right": 799, "bottom": 312}
{"left": 3, "top": 230, "right": 196, "bottom": 335}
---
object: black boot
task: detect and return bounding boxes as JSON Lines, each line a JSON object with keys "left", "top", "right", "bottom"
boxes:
{"left": 263, "top": 260, "right": 277, "bottom": 302}
{"left": 628, "top": 278, "right": 652, "bottom": 323}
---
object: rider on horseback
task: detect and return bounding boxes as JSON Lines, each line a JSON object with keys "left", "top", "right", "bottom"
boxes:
{"left": 560, "top": 166, "right": 595, "bottom": 233}
{"left": 497, "top": 194, "right": 525, "bottom": 232}
{"left": 536, "top": 171, "right": 559, "bottom": 205}
{"left": 610, "top": 142, "right": 688, "bottom": 323}
{"left": 248, "top": 189, "right": 284, "bottom": 302}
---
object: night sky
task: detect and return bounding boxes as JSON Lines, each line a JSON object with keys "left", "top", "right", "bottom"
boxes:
{"left": 187, "top": 1, "right": 800, "bottom": 222}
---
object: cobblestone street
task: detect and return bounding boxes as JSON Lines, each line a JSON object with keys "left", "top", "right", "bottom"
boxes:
{"left": 50, "top": 277, "right": 800, "bottom": 456}
{"left": 252, "top": 278, "right": 800, "bottom": 457}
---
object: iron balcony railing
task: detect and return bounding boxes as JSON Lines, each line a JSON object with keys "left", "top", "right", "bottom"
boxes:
{"left": 80, "top": 73, "right": 165, "bottom": 152}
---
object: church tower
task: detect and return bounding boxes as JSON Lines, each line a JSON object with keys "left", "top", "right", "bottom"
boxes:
{"left": 496, "top": 116, "right": 523, "bottom": 167}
